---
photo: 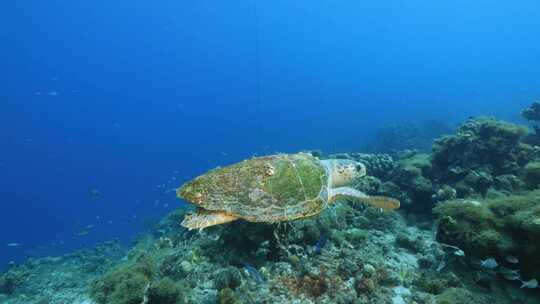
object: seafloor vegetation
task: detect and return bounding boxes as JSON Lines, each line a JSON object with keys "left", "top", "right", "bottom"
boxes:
{"left": 2, "top": 104, "right": 540, "bottom": 304}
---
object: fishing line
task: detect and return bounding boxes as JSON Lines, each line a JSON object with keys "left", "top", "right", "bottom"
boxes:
{"left": 252, "top": 0, "right": 262, "bottom": 148}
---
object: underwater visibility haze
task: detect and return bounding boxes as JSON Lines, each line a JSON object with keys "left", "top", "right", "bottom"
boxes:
{"left": 1, "top": 1, "right": 540, "bottom": 303}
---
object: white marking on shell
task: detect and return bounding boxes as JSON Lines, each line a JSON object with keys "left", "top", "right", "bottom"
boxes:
{"left": 249, "top": 188, "right": 266, "bottom": 202}
{"left": 264, "top": 163, "right": 275, "bottom": 176}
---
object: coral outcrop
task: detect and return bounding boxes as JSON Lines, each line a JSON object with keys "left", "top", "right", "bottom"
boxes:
{"left": 522, "top": 101, "right": 540, "bottom": 122}
{"left": 434, "top": 191, "right": 540, "bottom": 279}
{"left": 431, "top": 117, "right": 533, "bottom": 192}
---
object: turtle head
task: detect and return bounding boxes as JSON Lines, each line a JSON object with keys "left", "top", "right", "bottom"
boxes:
{"left": 177, "top": 177, "right": 206, "bottom": 205}
{"left": 330, "top": 160, "right": 366, "bottom": 187}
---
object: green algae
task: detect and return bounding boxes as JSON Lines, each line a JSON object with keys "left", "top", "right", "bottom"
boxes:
{"left": 434, "top": 191, "right": 540, "bottom": 278}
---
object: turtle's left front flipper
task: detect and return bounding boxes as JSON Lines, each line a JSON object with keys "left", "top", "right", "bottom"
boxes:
{"left": 330, "top": 187, "right": 400, "bottom": 210}
{"left": 181, "top": 209, "right": 238, "bottom": 230}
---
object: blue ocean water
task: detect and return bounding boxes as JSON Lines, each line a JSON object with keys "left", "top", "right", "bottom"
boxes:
{"left": 0, "top": 1, "right": 539, "bottom": 268}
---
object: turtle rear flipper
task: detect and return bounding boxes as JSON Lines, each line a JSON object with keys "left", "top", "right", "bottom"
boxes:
{"left": 181, "top": 210, "right": 238, "bottom": 230}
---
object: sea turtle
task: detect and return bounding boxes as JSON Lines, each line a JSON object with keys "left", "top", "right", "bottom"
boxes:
{"left": 177, "top": 153, "right": 399, "bottom": 230}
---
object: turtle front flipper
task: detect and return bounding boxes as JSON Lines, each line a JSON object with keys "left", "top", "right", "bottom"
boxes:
{"left": 329, "top": 187, "right": 400, "bottom": 210}
{"left": 181, "top": 209, "right": 238, "bottom": 230}
{"left": 361, "top": 195, "right": 400, "bottom": 210}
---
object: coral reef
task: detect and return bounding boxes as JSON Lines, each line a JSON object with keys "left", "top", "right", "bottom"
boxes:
{"left": 0, "top": 241, "right": 124, "bottom": 304}
{"left": 82, "top": 199, "right": 539, "bottom": 303}
{"left": 521, "top": 101, "right": 540, "bottom": 146}
{"left": 3, "top": 114, "right": 540, "bottom": 303}
{"left": 524, "top": 161, "right": 540, "bottom": 187}
{"left": 354, "top": 117, "right": 539, "bottom": 212}
{"left": 522, "top": 101, "right": 540, "bottom": 122}
{"left": 434, "top": 191, "right": 540, "bottom": 279}
{"left": 431, "top": 117, "right": 533, "bottom": 190}
{"left": 84, "top": 204, "right": 440, "bottom": 304}
{"left": 89, "top": 253, "right": 157, "bottom": 304}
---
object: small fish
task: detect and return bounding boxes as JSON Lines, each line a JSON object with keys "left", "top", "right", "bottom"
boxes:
{"left": 505, "top": 255, "right": 519, "bottom": 264}
{"left": 499, "top": 267, "right": 520, "bottom": 281}
{"left": 436, "top": 260, "right": 446, "bottom": 272}
{"left": 440, "top": 243, "right": 464, "bottom": 257}
{"left": 521, "top": 278, "right": 538, "bottom": 289}
{"left": 89, "top": 188, "right": 101, "bottom": 198}
{"left": 503, "top": 272, "right": 521, "bottom": 281}
{"left": 243, "top": 264, "right": 264, "bottom": 283}
{"left": 77, "top": 230, "right": 89, "bottom": 236}
{"left": 6, "top": 243, "right": 20, "bottom": 247}
{"left": 313, "top": 234, "right": 328, "bottom": 254}
{"left": 453, "top": 249, "right": 465, "bottom": 257}
{"left": 480, "top": 258, "right": 498, "bottom": 269}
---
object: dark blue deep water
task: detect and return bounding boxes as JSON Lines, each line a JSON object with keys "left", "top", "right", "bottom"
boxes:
{"left": 1, "top": 1, "right": 539, "bottom": 267}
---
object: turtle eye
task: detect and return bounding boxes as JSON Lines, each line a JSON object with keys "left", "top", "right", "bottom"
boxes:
{"left": 355, "top": 165, "right": 363, "bottom": 171}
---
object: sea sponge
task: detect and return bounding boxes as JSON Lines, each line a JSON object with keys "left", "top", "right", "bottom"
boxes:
{"left": 89, "top": 254, "right": 155, "bottom": 304}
